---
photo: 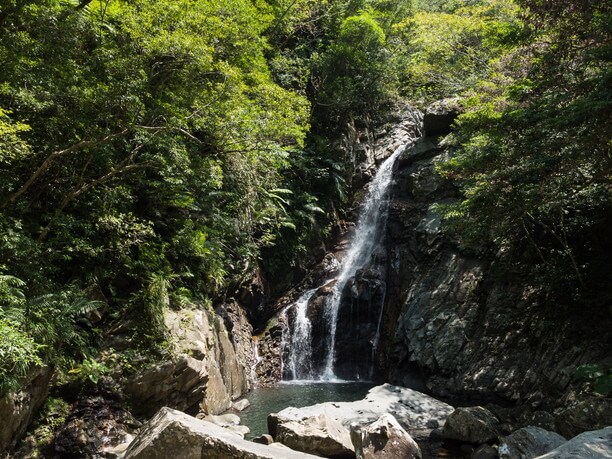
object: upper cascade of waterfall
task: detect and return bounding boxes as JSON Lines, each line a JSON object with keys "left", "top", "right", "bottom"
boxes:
{"left": 320, "top": 143, "right": 406, "bottom": 380}
{"left": 281, "top": 109, "right": 423, "bottom": 382}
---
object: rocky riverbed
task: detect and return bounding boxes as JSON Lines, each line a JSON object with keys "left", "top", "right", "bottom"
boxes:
{"left": 103, "top": 383, "right": 612, "bottom": 459}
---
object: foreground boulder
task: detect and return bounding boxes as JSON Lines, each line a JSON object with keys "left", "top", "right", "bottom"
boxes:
{"left": 124, "top": 407, "right": 319, "bottom": 459}
{"left": 533, "top": 427, "right": 612, "bottom": 459}
{"left": 350, "top": 414, "right": 421, "bottom": 459}
{"left": 441, "top": 406, "right": 500, "bottom": 444}
{"left": 276, "top": 413, "right": 354, "bottom": 458}
{"left": 270, "top": 384, "right": 453, "bottom": 437}
{"left": 499, "top": 426, "right": 566, "bottom": 459}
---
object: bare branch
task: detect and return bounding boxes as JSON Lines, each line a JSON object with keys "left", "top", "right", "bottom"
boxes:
{"left": 3, "top": 129, "right": 129, "bottom": 208}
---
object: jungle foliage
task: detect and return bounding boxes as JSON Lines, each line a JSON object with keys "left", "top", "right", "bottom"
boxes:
{"left": 0, "top": 0, "right": 412, "bottom": 392}
{"left": 0, "top": 0, "right": 610, "bottom": 393}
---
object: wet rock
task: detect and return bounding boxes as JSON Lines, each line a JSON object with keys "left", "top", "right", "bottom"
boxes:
{"left": 0, "top": 366, "right": 53, "bottom": 453}
{"left": 233, "top": 398, "right": 251, "bottom": 411}
{"left": 276, "top": 413, "right": 355, "bottom": 458}
{"left": 499, "top": 426, "right": 566, "bottom": 459}
{"left": 255, "top": 325, "right": 283, "bottom": 385}
{"left": 271, "top": 384, "right": 453, "bottom": 436}
{"left": 350, "top": 413, "right": 421, "bottom": 459}
{"left": 124, "top": 407, "right": 319, "bottom": 459}
{"left": 532, "top": 426, "right": 612, "bottom": 459}
{"left": 342, "top": 106, "right": 423, "bottom": 191}
{"left": 253, "top": 434, "right": 274, "bottom": 445}
{"left": 441, "top": 406, "right": 500, "bottom": 444}
{"left": 472, "top": 444, "right": 498, "bottom": 459}
{"left": 386, "top": 125, "right": 612, "bottom": 412}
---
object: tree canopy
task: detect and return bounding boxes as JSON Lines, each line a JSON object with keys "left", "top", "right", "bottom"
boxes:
{"left": 0, "top": 0, "right": 610, "bottom": 401}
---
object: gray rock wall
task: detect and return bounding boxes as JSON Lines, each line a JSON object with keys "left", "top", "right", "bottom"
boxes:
{"left": 125, "top": 300, "right": 255, "bottom": 416}
{"left": 383, "top": 130, "right": 612, "bottom": 408}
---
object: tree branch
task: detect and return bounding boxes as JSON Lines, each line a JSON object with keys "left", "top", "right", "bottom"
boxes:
{"left": 2, "top": 129, "right": 129, "bottom": 209}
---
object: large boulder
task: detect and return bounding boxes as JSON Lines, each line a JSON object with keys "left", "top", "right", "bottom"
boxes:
{"left": 124, "top": 407, "right": 319, "bottom": 459}
{"left": 350, "top": 413, "right": 421, "bottom": 459}
{"left": 270, "top": 384, "right": 453, "bottom": 437}
{"left": 276, "top": 413, "right": 354, "bottom": 458}
{"left": 0, "top": 366, "right": 53, "bottom": 453}
{"left": 441, "top": 406, "right": 500, "bottom": 444}
{"left": 499, "top": 426, "right": 566, "bottom": 459}
{"left": 554, "top": 396, "right": 612, "bottom": 439}
{"left": 125, "top": 303, "right": 254, "bottom": 417}
{"left": 533, "top": 426, "right": 612, "bottom": 459}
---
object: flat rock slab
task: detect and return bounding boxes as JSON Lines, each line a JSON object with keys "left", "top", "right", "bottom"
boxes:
{"left": 277, "top": 413, "right": 354, "bottom": 458}
{"left": 270, "top": 384, "right": 453, "bottom": 436}
{"left": 124, "top": 407, "right": 319, "bottom": 459}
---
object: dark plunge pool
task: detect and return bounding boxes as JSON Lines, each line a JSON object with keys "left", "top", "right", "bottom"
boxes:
{"left": 238, "top": 381, "right": 375, "bottom": 439}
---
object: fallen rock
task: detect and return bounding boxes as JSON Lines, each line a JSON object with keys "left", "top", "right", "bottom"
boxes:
{"left": 202, "top": 413, "right": 249, "bottom": 438}
{"left": 350, "top": 413, "right": 421, "bottom": 459}
{"left": 442, "top": 406, "right": 500, "bottom": 444}
{"left": 253, "top": 434, "right": 274, "bottom": 445}
{"left": 270, "top": 384, "right": 453, "bottom": 436}
{"left": 204, "top": 413, "right": 241, "bottom": 427}
{"left": 499, "top": 426, "right": 566, "bottom": 459}
{"left": 533, "top": 426, "right": 612, "bottom": 459}
{"left": 276, "top": 413, "right": 355, "bottom": 458}
{"left": 124, "top": 407, "right": 319, "bottom": 459}
{"left": 233, "top": 399, "right": 251, "bottom": 411}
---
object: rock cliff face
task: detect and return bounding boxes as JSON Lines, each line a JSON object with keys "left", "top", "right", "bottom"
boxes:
{"left": 0, "top": 366, "right": 53, "bottom": 452}
{"left": 380, "top": 114, "right": 612, "bottom": 408}
{"left": 125, "top": 300, "right": 255, "bottom": 416}
{"left": 271, "top": 103, "right": 610, "bottom": 416}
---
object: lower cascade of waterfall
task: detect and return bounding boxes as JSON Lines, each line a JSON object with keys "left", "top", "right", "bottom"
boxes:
{"left": 281, "top": 140, "right": 413, "bottom": 382}
{"left": 281, "top": 289, "right": 317, "bottom": 380}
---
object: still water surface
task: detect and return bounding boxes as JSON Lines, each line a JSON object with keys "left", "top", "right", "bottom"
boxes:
{"left": 239, "top": 381, "right": 375, "bottom": 439}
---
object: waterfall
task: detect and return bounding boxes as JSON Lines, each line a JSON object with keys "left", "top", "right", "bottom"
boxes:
{"left": 281, "top": 137, "right": 413, "bottom": 382}
{"left": 251, "top": 338, "right": 263, "bottom": 385}
{"left": 320, "top": 144, "right": 405, "bottom": 380}
{"left": 282, "top": 289, "right": 317, "bottom": 380}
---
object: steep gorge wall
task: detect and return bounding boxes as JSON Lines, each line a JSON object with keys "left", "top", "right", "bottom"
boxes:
{"left": 380, "top": 114, "right": 612, "bottom": 412}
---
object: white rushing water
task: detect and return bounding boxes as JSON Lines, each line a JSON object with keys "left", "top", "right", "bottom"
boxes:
{"left": 281, "top": 143, "right": 407, "bottom": 382}
{"left": 251, "top": 338, "right": 263, "bottom": 386}
{"left": 283, "top": 288, "right": 317, "bottom": 380}
{"left": 320, "top": 144, "right": 406, "bottom": 380}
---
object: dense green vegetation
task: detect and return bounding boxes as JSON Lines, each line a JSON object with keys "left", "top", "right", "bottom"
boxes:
{"left": 0, "top": 0, "right": 412, "bottom": 393}
{"left": 0, "top": 0, "right": 610, "bottom": 396}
